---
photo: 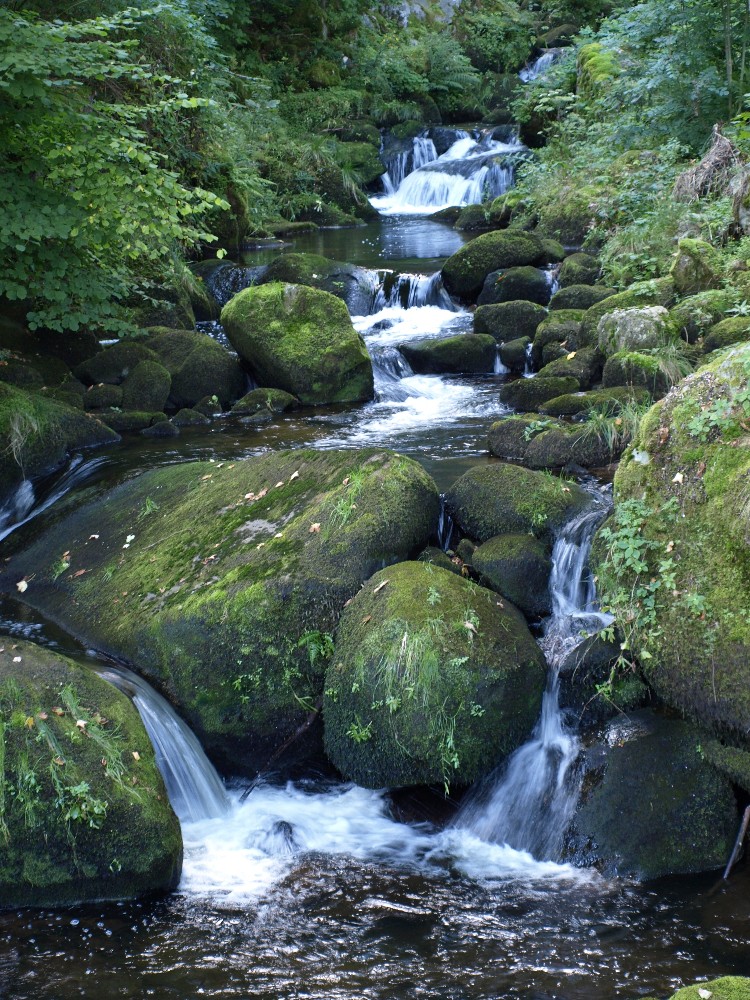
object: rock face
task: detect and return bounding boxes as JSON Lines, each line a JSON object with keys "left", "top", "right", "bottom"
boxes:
{"left": 323, "top": 562, "right": 547, "bottom": 789}
{"left": 1, "top": 449, "right": 439, "bottom": 774}
{"left": 445, "top": 462, "right": 589, "bottom": 544}
{"left": 0, "top": 641, "right": 182, "bottom": 907}
{"left": 441, "top": 230, "right": 545, "bottom": 302}
{"left": 221, "top": 283, "right": 374, "bottom": 405}
{"left": 597, "top": 306, "right": 677, "bottom": 354}
{"left": 565, "top": 711, "right": 737, "bottom": 880}
{"left": 470, "top": 533, "right": 552, "bottom": 617}
{"left": 593, "top": 345, "right": 750, "bottom": 744}
{"left": 399, "top": 334, "right": 496, "bottom": 374}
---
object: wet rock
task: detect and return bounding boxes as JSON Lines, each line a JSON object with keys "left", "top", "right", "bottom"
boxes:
{"left": 549, "top": 285, "right": 616, "bottom": 311}
{"left": 532, "top": 309, "right": 585, "bottom": 366}
{"left": 488, "top": 414, "right": 624, "bottom": 469}
{"left": 258, "top": 253, "right": 377, "bottom": 316}
{"left": 172, "top": 407, "right": 211, "bottom": 427}
{"left": 499, "top": 336, "right": 531, "bottom": 372}
{"left": 474, "top": 301, "right": 548, "bottom": 342}
{"left": 498, "top": 375, "right": 580, "bottom": 412}
{"left": 471, "top": 533, "right": 552, "bottom": 617}
{"left": 441, "top": 230, "right": 545, "bottom": 302}
{"left": 0, "top": 641, "right": 181, "bottom": 907}
{"left": 140, "top": 419, "right": 179, "bottom": 438}
{"left": 231, "top": 388, "right": 300, "bottom": 415}
{"left": 580, "top": 277, "right": 675, "bottom": 344}
{"left": 323, "top": 562, "right": 546, "bottom": 789}
{"left": 74, "top": 342, "right": 158, "bottom": 386}
{"left": 144, "top": 328, "right": 246, "bottom": 410}
{"left": 83, "top": 383, "right": 123, "bottom": 411}
{"left": 399, "top": 334, "right": 496, "bottom": 374}
{"left": 477, "top": 267, "right": 551, "bottom": 307}
{"left": 121, "top": 360, "right": 171, "bottom": 412}
{"left": 100, "top": 410, "right": 166, "bottom": 433}
{"left": 670, "top": 289, "right": 740, "bottom": 344}
{"left": 557, "top": 632, "right": 647, "bottom": 729}
{"left": 539, "top": 386, "right": 650, "bottom": 418}
{"left": 601, "top": 351, "right": 668, "bottom": 397}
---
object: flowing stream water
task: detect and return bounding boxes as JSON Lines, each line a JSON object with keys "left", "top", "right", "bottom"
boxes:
{"left": 1, "top": 127, "right": 749, "bottom": 1000}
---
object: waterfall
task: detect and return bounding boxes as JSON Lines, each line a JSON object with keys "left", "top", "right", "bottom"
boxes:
{"left": 523, "top": 341, "right": 534, "bottom": 377}
{"left": 372, "top": 132, "right": 527, "bottom": 215}
{"left": 494, "top": 345, "right": 510, "bottom": 375}
{"left": 381, "top": 135, "right": 439, "bottom": 194}
{"left": 370, "top": 270, "right": 456, "bottom": 312}
{"left": 454, "top": 492, "right": 612, "bottom": 860}
{"left": 437, "top": 496, "right": 454, "bottom": 552}
{"left": 98, "top": 665, "right": 229, "bottom": 824}
{"left": 519, "top": 49, "right": 564, "bottom": 83}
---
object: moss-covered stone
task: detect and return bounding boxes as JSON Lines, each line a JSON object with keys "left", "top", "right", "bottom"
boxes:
{"left": 471, "top": 533, "right": 552, "bottom": 617}
{"left": 454, "top": 203, "right": 494, "bottom": 232}
{"left": 602, "top": 350, "right": 667, "bottom": 397}
{"left": 441, "top": 230, "right": 545, "bottom": 302}
{"left": 231, "top": 388, "right": 300, "bottom": 415}
{"left": 140, "top": 420, "right": 179, "bottom": 438}
{"left": 100, "top": 411, "right": 165, "bottom": 433}
{"left": 549, "top": 285, "right": 616, "bottom": 311}
{"left": 399, "top": 335, "right": 496, "bottom": 374}
{"left": 557, "top": 631, "right": 646, "bottom": 730}
{"left": 598, "top": 306, "right": 678, "bottom": 356}
{"left": 1, "top": 450, "right": 439, "bottom": 774}
{"left": 536, "top": 346, "right": 604, "bottom": 390}
{"left": 670, "top": 238, "right": 724, "bottom": 296}
{"left": 670, "top": 289, "right": 740, "bottom": 344}
{"left": 488, "top": 414, "right": 624, "bottom": 469}
{"left": 323, "top": 562, "right": 547, "bottom": 789}
{"left": 83, "top": 383, "right": 123, "bottom": 411}
{"left": 477, "top": 267, "right": 551, "bottom": 307}
{"left": 540, "top": 386, "right": 650, "bottom": 418}
{"left": 171, "top": 407, "right": 211, "bottom": 427}
{"left": 593, "top": 346, "right": 750, "bottom": 745}
{"left": 531, "top": 309, "right": 585, "bottom": 365}
{"left": 701, "top": 739, "right": 750, "bottom": 795}
{"left": 445, "top": 462, "right": 589, "bottom": 545}
{"left": 0, "top": 359, "right": 45, "bottom": 390}
{"left": 580, "top": 278, "right": 676, "bottom": 344}
{"left": 0, "top": 641, "right": 181, "bottom": 907}
{"left": 565, "top": 711, "right": 737, "bottom": 880}
{"left": 499, "top": 375, "right": 580, "bottom": 412}
{"left": 0, "top": 384, "right": 118, "bottom": 505}
{"left": 258, "top": 253, "right": 375, "bottom": 314}
{"left": 121, "top": 360, "right": 171, "bottom": 412}
{"left": 74, "top": 343, "right": 158, "bottom": 386}
{"left": 474, "top": 301, "right": 548, "bottom": 342}
{"left": 144, "top": 329, "right": 246, "bottom": 410}
{"left": 499, "top": 336, "right": 531, "bottom": 373}
{"left": 221, "top": 283, "right": 373, "bottom": 406}
{"left": 704, "top": 315, "right": 750, "bottom": 353}
{"left": 667, "top": 978, "right": 750, "bottom": 1000}
{"left": 334, "top": 141, "right": 385, "bottom": 185}
{"left": 558, "top": 252, "right": 600, "bottom": 287}
{"left": 539, "top": 238, "right": 566, "bottom": 263}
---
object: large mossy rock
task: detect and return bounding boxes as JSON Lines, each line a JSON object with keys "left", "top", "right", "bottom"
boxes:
{"left": 221, "top": 283, "right": 374, "bottom": 406}
{"left": 540, "top": 386, "right": 650, "bottom": 418}
{"left": 144, "top": 328, "right": 246, "bottom": 409}
{"left": 441, "top": 230, "right": 545, "bottom": 302}
{"left": 470, "top": 533, "right": 552, "bottom": 617}
{"left": 669, "top": 289, "right": 740, "bottom": 344}
{"left": 0, "top": 641, "right": 182, "bottom": 907}
{"left": 580, "top": 278, "right": 675, "bottom": 344}
{"left": 499, "top": 375, "right": 580, "bottom": 412}
{"left": 445, "top": 462, "right": 589, "bottom": 545}
{"left": 669, "top": 238, "right": 723, "bottom": 296}
{"left": 1, "top": 450, "right": 439, "bottom": 774}
{"left": 258, "top": 253, "right": 376, "bottom": 316}
{"left": 488, "top": 414, "right": 624, "bottom": 469}
{"left": 565, "top": 711, "right": 737, "bottom": 880}
{"left": 323, "top": 562, "right": 547, "bottom": 789}
{"left": 399, "top": 334, "right": 496, "bottom": 374}
{"left": 558, "top": 252, "right": 600, "bottom": 287}
{"left": 477, "top": 266, "right": 551, "bottom": 307}
{"left": 704, "top": 315, "right": 750, "bottom": 353}
{"left": 536, "top": 346, "right": 604, "bottom": 390}
{"left": 0, "top": 384, "right": 118, "bottom": 506}
{"left": 74, "top": 343, "right": 158, "bottom": 386}
{"left": 601, "top": 350, "right": 668, "bottom": 397}
{"left": 121, "top": 360, "right": 171, "bottom": 412}
{"left": 532, "top": 309, "right": 585, "bottom": 366}
{"left": 499, "top": 336, "right": 531, "bottom": 372}
{"left": 667, "top": 979, "right": 750, "bottom": 1000}
{"left": 549, "top": 285, "right": 616, "bottom": 311}
{"left": 474, "top": 300, "right": 548, "bottom": 341}
{"left": 597, "top": 306, "right": 677, "bottom": 355}
{"left": 592, "top": 346, "right": 750, "bottom": 744}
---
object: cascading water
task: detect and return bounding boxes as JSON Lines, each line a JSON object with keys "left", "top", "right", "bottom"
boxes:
{"left": 369, "top": 270, "right": 455, "bottom": 312}
{"left": 519, "top": 48, "right": 565, "bottom": 83}
{"left": 454, "top": 489, "right": 613, "bottom": 860}
{"left": 381, "top": 135, "right": 439, "bottom": 193}
{"left": 98, "top": 664, "right": 229, "bottom": 824}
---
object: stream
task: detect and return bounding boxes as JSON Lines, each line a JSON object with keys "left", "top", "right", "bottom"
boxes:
{"left": 1, "top": 126, "right": 749, "bottom": 1000}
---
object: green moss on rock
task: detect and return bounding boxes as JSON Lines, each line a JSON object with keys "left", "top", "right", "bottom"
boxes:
{"left": 121, "top": 360, "right": 171, "bottom": 413}
{"left": 488, "top": 414, "right": 625, "bottom": 469}
{"left": 471, "top": 533, "right": 552, "bottom": 617}
{"left": 499, "top": 336, "right": 531, "bottom": 373}
{"left": 474, "top": 301, "right": 548, "bottom": 341}
{"left": 602, "top": 350, "right": 667, "bottom": 397}
{"left": 144, "top": 329, "right": 246, "bottom": 410}
{"left": 499, "top": 375, "right": 580, "bottom": 412}
{"left": 221, "top": 283, "right": 373, "bottom": 406}
{"left": 399, "top": 335, "right": 496, "bottom": 374}
{"left": 558, "top": 252, "right": 600, "bottom": 287}
{"left": 477, "top": 267, "right": 551, "bottom": 307}
{"left": 549, "top": 285, "right": 616, "bottom": 311}
{"left": 323, "top": 562, "right": 546, "bottom": 789}
{"left": 670, "top": 238, "right": 723, "bottom": 296}
{"left": 0, "top": 641, "right": 181, "bottom": 907}
{"left": 84, "top": 383, "right": 123, "bottom": 411}
{"left": 532, "top": 310, "right": 585, "bottom": 365}
{"left": 231, "top": 388, "right": 300, "bottom": 415}
{"left": 580, "top": 278, "right": 676, "bottom": 344}
{"left": 670, "top": 289, "right": 739, "bottom": 344}
{"left": 597, "top": 306, "right": 678, "bottom": 356}
{"left": 536, "top": 347, "right": 604, "bottom": 390}
{"left": 441, "top": 230, "right": 545, "bottom": 302}
{"left": 668, "top": 979, "right": 750, "bottom": 1000}
{"left": 540, "top": 386, "right": 650, "bottom": 418}
{"left": 704, "top": 316, "right": 750, "bottom": 353}
{"left": 74, "top": 343, "right": 158, "bottom": 387}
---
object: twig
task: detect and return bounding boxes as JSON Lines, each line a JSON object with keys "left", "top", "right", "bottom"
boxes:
{"left": 723, "top": 804, "right": 750, "bottom": 880}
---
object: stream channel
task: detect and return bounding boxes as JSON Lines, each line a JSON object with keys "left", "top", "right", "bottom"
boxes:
{"left": 0, "top": 127, "right": 749, "bottom": 999}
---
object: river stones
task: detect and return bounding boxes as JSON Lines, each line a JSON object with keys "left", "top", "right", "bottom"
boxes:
{"left": 0, "top": 383, "right": 118, "bottom": 508}
{"left": 230, "top": 388, "right": 300, "bottom": 415}
{"left": 558, "top": 252, "right": 600, "bottom": 287}
{"left": 470, "top": 533, "right": 552, "bottom": 617}
{"left": 669, "top": 289, "right": 740, "bottom": 344}
{"left": 441, "top": 230, "right": 545, "bottom": 302}
{"left": 592, "top": 345, "right": 750, "bottom": 746}
{"left": 536, "top": 346, "right": 604, "bottom": 390}
{"left": 704, "top": 315, "right": 750, "bottom": 353}
{"left": 565, "top": 711, "right": 737, "bottom": 880}
{"left": 669, "top": 238, "right": 723, "bottom": 296}
{"left": 121, "top": 359, "right": 172, "bottom": 412}
{"left": 474, "top": 300, "right": 548, "bottom": 341}
{"left": 445, "top": 462, "right": 589, "bottom": 545}
{"left": 499, "top": 375, "right": 579, "bottom": 411}
{"left": 601, "top": 350, "right": 669, "bottom": 397}
{"left": 532, "top": 309, "right": 585, "bottom": 365}
{"left": 579, "top": 277, "right": 675, "bottom": 343}
{"left": 221, "top": 282, "right": 374, "bottom": 406}
{"left": 549, "top": 284, "right": 616, "bottom": 311}
{"left": 539, "top": 387, "right": 650, "bottom": 418}
{"left": 74, "top": 342, "right": 158, "bottom": 386}
{"left": 323, "top": 562, "right": 546, "bottom": 789}
{"left": 0, "top": 641, "right": 182, "bottom": 907}
{"left": 477, "top": 266, "right": 551, "bottom": 307}
{"left": 258, "top": 253, "right": 377, "bottom": 316}
{"left": 143, "top": 328, "right": 246, "bottom": 410}
{"left": 499, "top": 336, "right": 530, "bottom": 372}
{"left": 597, "top": 306, "right": 678, "bottom": 355}
{"left": 398, "top": 334, "right": 496, "bottom": 374}
{"left": 1, "top": 449, "right": 439, "bottom": 774}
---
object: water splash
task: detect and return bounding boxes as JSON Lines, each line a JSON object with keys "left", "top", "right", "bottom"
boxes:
{"left": 519, "top": 49, "right": 565, "bottom": 83}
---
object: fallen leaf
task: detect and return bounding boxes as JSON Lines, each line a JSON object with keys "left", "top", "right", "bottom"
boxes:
{"left": 566, "top": 351, "right": 577, "bottom": 360}
{"left": 666, "top": 540, "right": 675, "bottom": 553}
{"left": 13, "top": 656, "right": 22, "bottom": 663}
{"left": 373, "top": 580, "right": 389, "bottom": 594}
{"left": 16, "top": 579, "right": 28, "bottom": 593}
{"left": 52, "top": 707, "right": 64, "bottom": 716}
{"left": 361, "top": 615, "right": 372, "bottom": 625}
{"left": 275, "top": 481, "right": 284, "bottom": 489}
{"left": 672, "top": 472, "right": 684, "bottom": 484}
{"left": 132, "top": 751, "right": 140, "bottom": 761}
{"left": 216, "top": 463, "right": 224, "bottom": 468}
{"left": 496, "top": 601, "right": 504, "bottom": 608}
{"left": 38, "top": 711, "right": 48, "bottom": 720}
{"left": 463, "top": 621, "right": 478, "bottom": 635}
{"left": 257, "top": 488, "right": 268, "bottom": 499}
{"left": 343, "top": 477, "right": 350, "bottom": 486}
{"left": 697, "top": 461, "right": 706, "bottom": 476}
{"left": 53, "top": 756, "right": 65, "bottom": 766}
{"left": 201, "top": 474, "right": 212, "bottom": 481}
{"left": 256, "top": 542, "right": 265, "bottom": 550}
{"left": 274, "top": 532, "right": 283, "bottom": 538}
{"left": 309, "top": 522, "right": 321, "bottom": 533}
{"left": 561, "top": 487, "right": 571, "bottom": 494}
{"left": 658, "top": 426, "right": 670, "bottom": 444}
{"left": 24, "top": 716, "right": 33, "bottom": 728}
{"left": 76, "top": 719, "right": 87, "bottom": 729}
{"left": 290, "top": 470, "right": 299, "bottom": 481}
{"left": 72, "top": 569, "right": 87, "bottom": 578}
{"left": 245, "top": 492, "right": 256, "bottom": 500}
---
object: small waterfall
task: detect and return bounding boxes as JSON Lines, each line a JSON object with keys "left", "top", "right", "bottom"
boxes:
{"left": 519, "top": 49, "right": 564, "bottom": 83}
{"left": 544, "top": 264, "right": 561, "bottom": 298}
{"left": 494, "top": 346, "right": 510, "bottom": 375}
{"left": 203, "top": 263, "right": 267, "bottom": 307}
{"left": 454, "top": 492, "right": 612, "bottom": 861}
{"left": 437, "top": 496, "right": 454, "bottom": 552}
{"left": 381, "top": 135, "right": 439, "bottom": 194}
{"left": 523, "top": 341, "right": 535, "bottom": 378}
{"left": 98, "top": 665, "right": 229, "bottom": 824}
{"left": 370, "top": 270, "right": 456, "bottom": 312}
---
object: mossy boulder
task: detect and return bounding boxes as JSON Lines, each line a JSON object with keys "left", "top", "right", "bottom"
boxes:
{"left": 704, "top": 315, "right": 750, "bottom": 353}
{"left": 667, "top": 979, "right": 750, "bottom": 1000}
{"left": 477, "top": 267, "right": 551, "bottom": 307}
{"left": 536, "top": 346, "right": 604, "bottom": 390}
{"left": 1, "top": 449, "right": 439, "bottom": 774}
{"left": 669, "top": 289, "right": 740, "bottom": 344}
{"left": 100, "top": 411, "right": 165, "bottom": 433}
{"left": 221, "top": 283, "right": 374, "bottom": 406}
{"left": 558, "top": 252, "right": 600, "bottom": 287}
{"left": 557, "top": 632, "right": 646, "bottom": 730}
{"left": 258, "top": 253, "right": 375, "bottom": 315}
{"left": 602, "top": 351, "right": 667, "bottom": 397}
{"left": 454, "top": 203, "right": 494, "bottom": 232}
{"left": 441, "top": 230, "right": 545, "bottom": 302}
{"left": 144, "top": 329, "right": 246, "bottom": 410}
{"left": 323, "top": 562, "right": 547, "bottom": 789}
{"left": 580, "top": 278, "right": 676, "bottom": 344}
{"left": 445, "top": 462, "right": 589, "bottom": 545}
{"left": 121, "top": 360, "right": 171, "bottom": 413}
{"left": 498, "top": 375, "right": 580, "bottom": 412}
{"left": 171, "top": 407, "right": 211, "bottom": 427}
{"left": 670, "top": 238, "right": 724, "bottom": 296}
{"left": 540, "top": 386, "right": 650, "bottom": 418}
{"left": 597, "top": 306, "right": 678, "bottom": 355}
{"left": 474, "top": 301, "right": 548, "bottom": 342}
{"left": 0, "top": 641, "right": 181, "bottom": 907}
{"left": 531, "top": 309, "right": 585, "bottom": 366}
{"left": 499, "top": 336, "right": 531, "bottom": 373}
{"left": 334, "top": 141, "right": 385, "bottom": 185}
{"left": 470, "top": 533, "right": 552, "bottom": 617}
{"left": 0, "top": 384, "right": 118, "bottom": 505}
{"left": 539, "top": 238, "right": 566, "bottom": 264}
{"left": 399, "top": 335, "right": 496, "bottom": 374}
{"left": 536, "top": 187, "right": 599, "bottom": 247}
{"left": 549, "top": 285, "right": 616, "bottom": 311}
{"left": 565, "top": 711, "right": 737, "bottom": 880}
{"left": 488, "top": 415, "right": 623, "bottom": 469}
{"left": 83, "top": 383, "right": 123, "bottom": 411}
{"left": 592, "top": 346, "right": 750, "bottom": 744}
{"left": 74, "top": 343, "right": 158, "bottom": 387}
{"left": 0, "top": 359, "right": 45, "bottom": 390}
{"left": 230, "top": 388, "right": 300, "bottom": 415}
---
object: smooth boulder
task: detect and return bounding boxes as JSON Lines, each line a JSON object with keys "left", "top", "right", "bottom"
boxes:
{"left": 441, "top": 230, "right": 545, "bottom": 302}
